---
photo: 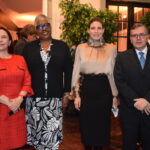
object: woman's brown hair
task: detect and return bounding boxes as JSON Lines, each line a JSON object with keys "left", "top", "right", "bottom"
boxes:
{"left": 0, "top": 26, "right": 14, "bottom": 54}
{"left": 88, "top": 17, "right": 104, "bottom": 29}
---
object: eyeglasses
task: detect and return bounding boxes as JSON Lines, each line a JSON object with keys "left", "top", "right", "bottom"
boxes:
{"left": 130, "top": 33, "right": 148, "bottom": 38}
{"left": 36, "top": 23, "right": 50, "bottom": 30}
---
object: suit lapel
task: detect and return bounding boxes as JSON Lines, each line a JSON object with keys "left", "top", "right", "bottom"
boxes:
{"left": 144, "top": 44, "right": 150, "bottom": 70}
{"left": 36, "top": 40, "right": 45, "bottom": 65}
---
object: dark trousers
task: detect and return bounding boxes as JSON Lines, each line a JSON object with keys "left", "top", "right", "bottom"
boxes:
{"left": 84, "top": 145, "right": 103, "bottom": 150}
{"left": 120, "top": 107, "right": 150, "bottom": 150}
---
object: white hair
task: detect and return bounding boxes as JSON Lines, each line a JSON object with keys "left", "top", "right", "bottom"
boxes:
{"left": 34, "top": 14, "right": 49, "bottom": 26}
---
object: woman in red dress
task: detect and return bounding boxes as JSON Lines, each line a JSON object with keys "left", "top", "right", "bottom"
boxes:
{"left": 0, "top": 26, "right": 33, "bottom": 150}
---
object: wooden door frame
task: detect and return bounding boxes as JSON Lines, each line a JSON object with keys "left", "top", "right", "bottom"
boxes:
{"left": 106, "top": 1, "right": 150, "bottom": 50}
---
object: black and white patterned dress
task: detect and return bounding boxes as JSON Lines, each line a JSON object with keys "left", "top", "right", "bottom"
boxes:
{"left": 26, "top": 45, "right": 63, "bottom": 150}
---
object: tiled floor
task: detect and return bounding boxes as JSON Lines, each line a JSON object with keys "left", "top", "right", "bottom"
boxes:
{"left": 21, "top": 112, "right": 122, "bottom": 150}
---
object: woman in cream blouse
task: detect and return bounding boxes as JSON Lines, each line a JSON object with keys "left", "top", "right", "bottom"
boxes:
{"left": 72, "top": 17, "right": 118, "bottom": 150}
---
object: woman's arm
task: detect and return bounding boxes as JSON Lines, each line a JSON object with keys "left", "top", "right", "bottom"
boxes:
{"left": 20, "top": 57, "right": 34, "bottom": 96}
{"left": 9, "top": 57, "right": 33, "bottom": 113}
{"left": 72, "top": 46, "right": 82, "bottom": 110}
{"left": 9, "top": 91, "right": 28, "bottom": 113}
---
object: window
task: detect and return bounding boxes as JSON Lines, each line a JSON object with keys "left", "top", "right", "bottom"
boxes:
{"left": 108, "top": 5, "right": 128, "bottom": 51}
{"left": 108, "top": 2, "right": 150, "bottom": 51}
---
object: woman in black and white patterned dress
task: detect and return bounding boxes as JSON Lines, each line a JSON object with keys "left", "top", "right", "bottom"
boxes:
{"left": 23, "top": 14, "right": 73, "bottom": 150}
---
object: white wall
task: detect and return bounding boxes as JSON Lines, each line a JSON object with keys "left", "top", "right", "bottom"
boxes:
{"left": 43, "top": 0, "right": 106, "bottom": 39}
{"left": 81, "top": 0, "right": 105, "bottom": 10}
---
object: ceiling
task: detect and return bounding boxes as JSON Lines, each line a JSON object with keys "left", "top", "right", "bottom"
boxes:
{"left": 0, "top": 0, "right": 42, "bottom": 29}
{"left": 4, "top": 0, "right": 42, "bottom": 13}
{"left": 0, "top": 10, "right": 17, "bottom": 30}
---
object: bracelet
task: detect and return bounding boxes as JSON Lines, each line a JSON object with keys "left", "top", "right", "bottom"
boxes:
{"left": 74, "top": 93, "right": 80, "bottom": 98}
{"left": 64, "top": 94, "right": 70, "bottom": 99}
{"left": 113, "top": 96, "right": 118, "bottom": 99}
{"left": 64, "top": 93, "right": 70, "bottom": 99}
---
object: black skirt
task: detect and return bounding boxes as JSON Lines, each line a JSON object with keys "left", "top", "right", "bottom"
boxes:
{"left": 80, "top": 74, "right": 113, "bottom": 146}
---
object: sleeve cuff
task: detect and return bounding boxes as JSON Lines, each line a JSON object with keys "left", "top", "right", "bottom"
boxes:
{"left": 21, "top": 85, "right": 34, "bottom": 97}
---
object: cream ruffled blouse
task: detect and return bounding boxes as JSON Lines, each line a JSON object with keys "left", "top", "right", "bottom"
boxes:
{"left": 71, "top": 42, "right": 118, "bottom": 97}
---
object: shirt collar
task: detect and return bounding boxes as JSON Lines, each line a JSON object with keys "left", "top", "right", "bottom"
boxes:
{"left": 40, "top": 41, "right": 53, "bottom": 52}
{"left": 135, "top": 46, "right": 148, "bottom": 58}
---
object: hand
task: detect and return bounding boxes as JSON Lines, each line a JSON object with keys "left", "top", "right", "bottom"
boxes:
{"left": 63, "top": 92, "right": 71, "bottom": 106}
{"left": 134, "top": 98, "right": 148, "bottom": 111}
{"left": 143, "top": 103, "right": 150, "bottom": 115}
{"left": 0, "top": 95, "right": 11, "bottom": 106}
{"left": 74, "top": 97, "right": 81, "bottom": 111}
{"left": 112, "top": 96, "right": 119, "bottom": 108}
{"left": 62, "top": 95, "right": 70, "bottom": 112}
{"left": 9, "top": 96, "right": 23, "bottom": 113}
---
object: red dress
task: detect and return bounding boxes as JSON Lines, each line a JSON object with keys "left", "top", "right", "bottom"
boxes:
{"left": 0, "top": 55, "right": 33, "bottom": 150}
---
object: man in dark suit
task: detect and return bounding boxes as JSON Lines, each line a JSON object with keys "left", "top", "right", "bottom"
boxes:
{"left": 114, "top": 23, "right": 150, "bottom": 150}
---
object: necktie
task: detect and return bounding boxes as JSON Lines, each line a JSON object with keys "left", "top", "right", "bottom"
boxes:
{"left": 139, "top": 51, "right": 145, "bottom": 69}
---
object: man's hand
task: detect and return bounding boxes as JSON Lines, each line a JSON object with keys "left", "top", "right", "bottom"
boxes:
{"left": 134, "top": 98, "right": 148, "bottom": 111}
{"left": 143, "top": 103, "right": 150, "bottom": 115}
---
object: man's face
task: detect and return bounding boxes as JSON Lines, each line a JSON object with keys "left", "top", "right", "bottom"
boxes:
{"left": 130, "top": 26, "right": 149, "bottom": 51}
{"left": 36, "top": 18, "right": 51, "bottom": 40}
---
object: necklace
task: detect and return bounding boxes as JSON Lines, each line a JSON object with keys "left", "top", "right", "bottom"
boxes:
{"left": 0, "top": 53, "right": 12, "bottom": 59}
{"left": 40, "top": 40, "right": 51, "bottom": 51}
{"left": 87, "top": 38, "right": 105, "bottom": 47}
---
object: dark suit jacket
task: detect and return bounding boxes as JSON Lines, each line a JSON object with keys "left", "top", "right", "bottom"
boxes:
{"left": 14, "top": 38, "right": 27, "bottom": 55}
{"left": 114, "top": 44, "right": 150, "bottom": 111}
{"left": 23, "top": 39, "right": 73, "bottom": 98}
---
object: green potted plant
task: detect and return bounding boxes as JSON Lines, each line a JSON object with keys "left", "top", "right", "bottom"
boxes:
{"left": 59, "top": 0, "right": 119, "bottom": 47}
{"left": 140, "top": 11, "right": 150, "bottom": 32}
